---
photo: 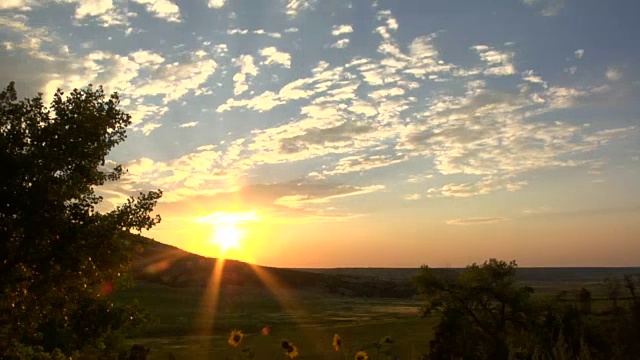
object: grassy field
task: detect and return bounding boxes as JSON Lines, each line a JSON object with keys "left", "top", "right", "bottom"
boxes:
{"left": 112, "top": 282, "right": 436, "bottom": 359}
{"left": 119, "top": 244, "right": 639, "bottom": 359}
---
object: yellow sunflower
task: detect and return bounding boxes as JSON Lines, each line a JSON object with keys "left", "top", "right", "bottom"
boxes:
{"left": 286, "top": 345, "right": 299, "bottom": 359}
{"left": 281, "top": 340, "right": 299, "bottom": 359}
{"left": 332, "top": 334, "right": 342, "bottom": 351}
{"left": 355, "top": 350, "right": 369, "bottom": 360}
{"left": 228, "top": 329, "right": 243, "bottom": 347}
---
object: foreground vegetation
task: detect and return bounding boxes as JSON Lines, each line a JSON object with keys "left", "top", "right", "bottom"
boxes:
{"left": 111, "top": 282, "right": 434, "bottom": 359}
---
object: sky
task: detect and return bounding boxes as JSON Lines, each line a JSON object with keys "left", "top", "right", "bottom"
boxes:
{"left": 1, "top": 0, "right": 639, "bottom": 268}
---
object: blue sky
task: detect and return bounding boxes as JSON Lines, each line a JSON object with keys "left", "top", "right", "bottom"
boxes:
{"left": 1, "top": 0, "right": 639, "bottom": 267}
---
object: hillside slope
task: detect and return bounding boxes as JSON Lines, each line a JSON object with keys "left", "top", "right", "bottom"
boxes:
{"left": 132, "top": 240, "right": 416, "bottom": 298}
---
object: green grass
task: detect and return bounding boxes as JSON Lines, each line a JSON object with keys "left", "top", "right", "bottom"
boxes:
{"left": 111, "top": 282, "right": 436, "bottom": 359}
{"left": 112, "top": 264, "right": 639, "bottom": 359}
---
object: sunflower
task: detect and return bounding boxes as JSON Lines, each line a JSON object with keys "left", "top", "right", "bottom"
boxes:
{"left": 355, "top": 350, "right": 369, "bottom": 360}
{"left": 281, "top": 340, "right": 299, "bottom": 359}
{"left": 332, "top": 334, "right": 342, "bottom": 351}
{"left": 227, "top": 329, "right": 243, "bottom": 347}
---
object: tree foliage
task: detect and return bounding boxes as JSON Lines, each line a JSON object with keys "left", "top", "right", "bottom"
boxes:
{"left": 413, "top": 259, "right": 534, "bottom": 359}
{"left": 413, "top": 259, "right": 640, "bottom": 360}
{"left": 0, "top": 82, "right": 162, "bottom": 358}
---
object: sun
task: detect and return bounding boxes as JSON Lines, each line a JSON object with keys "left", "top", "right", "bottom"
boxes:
{"left": 211, "top": 223, "right": 243, "bottom": 253}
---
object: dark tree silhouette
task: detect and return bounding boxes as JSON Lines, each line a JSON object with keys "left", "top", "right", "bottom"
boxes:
{"left": 578, "top": 287, "right": 592, "bottom": 314}
{"left": 412, "top": 259, "right": 534, "bottom": 360}
{"left": 0, "top": 82, "right": 162, "bottom": 358}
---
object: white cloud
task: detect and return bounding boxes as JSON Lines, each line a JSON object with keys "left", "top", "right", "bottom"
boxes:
{"left": 331, "top": 24, "right": 353, "bottom": 36}
{"left": 472, "top": 45, "right": 516, "bottom": 76}
{"left": 0, "top": 14, "right": 58, "bottom": 61}
{"left": 405, "top": 194, "right": 421, "bottom": 201}
{"left": 130, "top": 50, "right": 165, "bottom": 68}
{"left": 207, "top": 0, "right": 225, "bottom": 9}
{"left": 331, "top": 38, "right": 350, "bottom": 49}
{"left": 179, "top": 121, "right": 198, "bottom": 128}
{"left": 227, "top": 28, "right": 249, "bottom": 35}
{"left": 285, "top": 0, "right": 315, "bottom": 17}
{"left": 127, "top": 104, "right": 169, "bottom": 125}
{"left": 325, "top": 153, "right": 407, "bottom": 175}
{"left": 132, "top": 0, "right": 181, "bottom": 22}
{"left": 574, "top": 49, "right": 584, "bottom": 59}
{"left": 0, "top": 0, "right": 30, "bottom": 10}
{"left": 428, "top": 176, "right": 527, "bottom": 198}
{"left": 259, "top": 46, "right": 292, "bottom": 68}
{"left": 139, "top": 122, "right": 162, "bottom": 136}
{"left": 522, "top": 70, "right": 547, "bottom": 88}
{"left": 132, "top": 57, "right": 217, "bottom": 103}
{"left": 232, "top": 54, "right": 259, "bottom": 96}
{"left": 63, "top": 0, "right": 115, "bottom": 19}
{"left": 606, "top": 67, "right": 623, "bottom": 81}
{"left": 217, "top": 91, "right": 284, "bottom": 113}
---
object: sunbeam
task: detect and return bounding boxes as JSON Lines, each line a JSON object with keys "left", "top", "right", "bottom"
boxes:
{"left": 248, "top": 264, "right": 333, "bottom": 355}
{"left": 194, "top": 258, "right": 226, "bottom": 342}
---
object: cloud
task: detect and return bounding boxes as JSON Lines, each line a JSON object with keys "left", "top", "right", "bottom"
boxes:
{"left": 140, "top": 122, "right": 162, "bottom": 136}
{"left": 523, "top": 0, "right": 564, "bottom": 16}
{"left": 405, "top": 194, "right": 421, "bottom": 201}
{"left": 131, "top": 50, "right": 165, "bottom": 68}
{"left": 132, "top": 0, "right": 181, "bottom": 22}
{"left": 152, "top": 179, "right": 383, "bottom": 221}
{"left": 325, "top": 152, "right": 407, "bottom": 175}
{"left": 471, "top": 45, "right": 516, "bottom": 76}
{"left": 285, "top": 0, "right": 316, "bottom": 17}
{"left": 606, "top": 67, "right": 623, "bottom": 81}
{"left": 179, "top": 121, "right": 198, "bottom": 128}
{"left": 574, "top": 49, "right": 584, "bottom": 59}
{"left": 279, "top": 121, "right": 375, "bottom": 154}
{"left": 520, "top": 205, "right": 640, "bottom": 220}
{"left": 331, "top": 24, "right": 353, "bottom": 36}
{"left": 127, "top": 104, "right": 169, "bottom": 126}
{"left": 0, "top": 0, "right": 30, "bottom": 10}
{"left": 232, "top": 54, "right": 259, "bottom": 96}
{"left": 6, "top": 4, "right": 633, "bottom": 213}
{"left": 0, "top": 14, "right": 59, "bottom": 62}
{"left": 217, "top": 91, "right": 284, "bottom": 113}
{"left": 522, "top": 70, "right": 547, "bottom": 88}
{"left": 60, "top": 0, "right": 115, "bottom": 19}
{"left": 331, "top": 38, "right": 350, "bottom": 49}
{"left": 132, "top": 56, "right": 217, "bottom": 103}
{"left": 446, "top": 217, "right": 508, "bottom": 225}
{"left": 428, "top": 176, "right": 527, "bottom": 198}
{"left": 259, "top": 47, "right": 292, "bottom": 68}
{"left": 207, "top": 0, "right": 225, "bottom": 9}
{"left": 226, "top": 28, "right": 282, "bottom": 38}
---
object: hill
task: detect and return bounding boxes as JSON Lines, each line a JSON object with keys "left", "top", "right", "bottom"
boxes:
{"left": 132, "top": 240, "right": 417, "bottom": 298}
{"left": 132, "top": 239, "right": 640, "bottom": 299}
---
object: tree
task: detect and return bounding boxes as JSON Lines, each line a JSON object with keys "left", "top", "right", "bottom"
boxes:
{"left": 604, "top": 277, "right": 623, "bottom": 311}
{"left": 578, "top": 287, "right": 592, "bottom": 314}
{"left": 0, "top": 82, "right": 162, "bottom": 358}
{"left": 412, "top": 259, "right": 534, "bottom": 360}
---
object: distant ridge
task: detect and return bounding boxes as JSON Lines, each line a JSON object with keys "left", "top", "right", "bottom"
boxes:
{"left": 298, "top": 267, "right": 640, "bottom": 282}
{"left": 131, "top": 239, "right": 417, "bottom": 298}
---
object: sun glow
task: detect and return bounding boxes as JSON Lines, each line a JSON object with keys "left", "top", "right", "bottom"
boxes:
{"left": 197, "top": 211, "right": 259, "bottom": 257}
{"left": 211, "top": 223, "right": 243, "bottom": 252}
